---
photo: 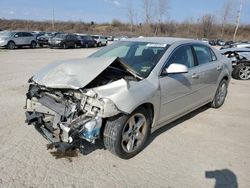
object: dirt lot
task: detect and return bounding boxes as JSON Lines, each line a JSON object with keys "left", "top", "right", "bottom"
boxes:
{"left": 0, "top": 48, "right": 249, "bottom": 188}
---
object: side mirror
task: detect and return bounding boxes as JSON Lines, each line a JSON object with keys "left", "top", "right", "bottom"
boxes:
{"left": 14, "top": 35, "right": 18, "bottom": 38}
{"left": 166, "top": 63, "right": 188, "bottom": 74}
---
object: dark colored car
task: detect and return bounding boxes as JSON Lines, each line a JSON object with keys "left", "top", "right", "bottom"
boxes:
{"left": 209, "top": 39, "right": 216, "bottom": 46}
{"left": 37, "top": 32, "right": 63, "bottom": 47}
{"left": 217, "top": 39, "right": 226, "bottom": 46}
{"left": 77, "top": 35, "right": 97, "bottom": 48}
{"left": 32, "top": 31, "right": 46, "bottom": 39}
{"left": 49, "top": 34, "right": 80, "bottom": 49}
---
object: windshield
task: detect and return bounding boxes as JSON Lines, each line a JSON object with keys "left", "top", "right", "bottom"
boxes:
{"left": 90, "top": 41, "right": 169, "bottom": 77}
{"left": 0, "top": 31, "right": 14, "bottom": 37}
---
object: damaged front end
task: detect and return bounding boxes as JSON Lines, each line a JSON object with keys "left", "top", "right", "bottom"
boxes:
{"left": 24, "top": 83, "right": 120, "bottom": 151}
{"left": 24, "top": 57, "right": 142, "bottom": 151}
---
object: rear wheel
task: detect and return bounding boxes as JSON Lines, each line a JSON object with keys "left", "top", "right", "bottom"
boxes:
{"left": 104, "top": 107, "right": 150, "bottom": 159}
{"left": 85, "top": 43, "right": 89, "bottom": 48}
{"left": 98, "top": 42, "right": 102, "bottom": 47}
{"left": 30, "top": 41, "right": 37, "bottom": 49}
{"left": 232, "top": 63, "right": 250, "bottom": 80}
{"left": 210, "top": 79, "right": 228, "bottom": 108}
{"left": 7, "top": 41, "right": 15, "bottom": 49}
{"left": 74, "top": 43, "right": 77, "bottom": 49}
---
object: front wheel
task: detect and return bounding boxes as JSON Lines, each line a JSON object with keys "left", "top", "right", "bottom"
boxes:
{"left": 7, "top": 41, "right": 15, "bottom": 49}
{"left": 210, "top": 79, "right": 228, "bottom": 108}
{"left": 104, "top": 107, "right": 150, "bottom": 159}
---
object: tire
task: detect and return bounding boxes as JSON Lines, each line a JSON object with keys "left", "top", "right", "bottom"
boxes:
{"left": 74, "top": 43, "right": 77, "bottom": 49}
{"left": 7, "top": 41, "right": 15, "bottom": 50}
{"left": 232, "top": 63, "right": 250, "bottom": 80}
{"left": 62, "top": 43, "right": 67, "bottom": 49}
{"left": 210, "top": 79, "right": 228, "bottom": 108}
{"left": 98, "top": 42, "right": 102, "bottom": 47}
{"left": 85, "top": 43, "right": 89, "bottom": 48}
{"left": 103, "top": 107, "right": 151, "bottom": 159}
{"left": 94, "top": 43, "right": 97, "bottom": 47}
{"left": 30, "top": 41, "right": 37, "bottom": 49}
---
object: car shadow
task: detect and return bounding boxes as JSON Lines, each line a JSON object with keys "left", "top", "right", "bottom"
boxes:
{"left": 146, "top": 105, "right": 209, "bottom": 147}
{"left": 48, "top": 105, "right": 210, "bottom": 161}
{"left": 205, "top": 169, "right": 238, "bottom": 188}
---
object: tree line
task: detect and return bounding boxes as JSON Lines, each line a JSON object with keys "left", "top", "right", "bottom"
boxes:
{"left": 0, "top": 0, "right": 249, "bottom": 40}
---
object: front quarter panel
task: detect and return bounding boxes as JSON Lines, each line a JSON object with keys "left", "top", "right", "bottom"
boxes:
{"left": 92, "top": 77, "right": 161, "bottom": 127}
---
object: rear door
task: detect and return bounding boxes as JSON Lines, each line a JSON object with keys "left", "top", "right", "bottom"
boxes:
{"left": 192, "top": 44, "right": 222, "bottom": 100}
{"left": 158, "top": 45, "right": 202, "bottom": 124}
{"left": 22, "top": 32, "right": 33, "bottom": 45}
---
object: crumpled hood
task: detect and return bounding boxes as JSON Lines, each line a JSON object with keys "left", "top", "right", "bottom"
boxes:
{"left": 32, "top": 57, "right": 118, "bottom": 89}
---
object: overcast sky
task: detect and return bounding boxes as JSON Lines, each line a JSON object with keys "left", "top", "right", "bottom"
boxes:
{"left": 0, "top": 0, "right": 250, "bottom": 24}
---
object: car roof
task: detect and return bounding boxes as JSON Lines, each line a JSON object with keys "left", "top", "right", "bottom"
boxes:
{"left": 124, "top": 37, "right": 196, "bottom": 45}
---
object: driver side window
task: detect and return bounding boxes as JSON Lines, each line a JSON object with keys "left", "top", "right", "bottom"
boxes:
{"left": 165, "top": 45, "right": 195, "bottom": 69}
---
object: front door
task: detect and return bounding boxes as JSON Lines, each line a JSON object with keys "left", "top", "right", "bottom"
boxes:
{"left": 158, "top": 45, "right": 201, "bottom": 124}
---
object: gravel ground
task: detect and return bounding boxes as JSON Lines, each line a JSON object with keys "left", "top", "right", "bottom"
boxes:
{"left": 0, "top": 48, "right": 249, "bottom": 188}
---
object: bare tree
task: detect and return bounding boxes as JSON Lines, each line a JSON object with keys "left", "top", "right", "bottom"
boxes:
{"left": 155, "top": 0, "right": 170, "bottom": 35}
{"left": 221, "top": 0, "right": 235, "bottom": 38}
{"left": 126, "top": 0, "right": 135, "bottom": 32}
{"left": 200, "top": 14, "right": 216, "bottom": 38}
{"left": 142, "top": 0, "right": 154, "bottom": 24}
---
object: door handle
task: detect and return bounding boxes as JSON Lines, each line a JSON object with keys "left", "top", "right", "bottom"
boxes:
{"left": 217, "top": 66, "right": 222, "bottom": 71}
{"left": 192, "top": 73, "right": 199, "bottom": 79}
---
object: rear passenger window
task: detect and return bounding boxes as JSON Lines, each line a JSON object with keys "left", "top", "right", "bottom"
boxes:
{"left": 22, "top": 32, "right": 33, "bottom": 37}
{"left": 193, "top": 45, "right": 216, "bottom": 65}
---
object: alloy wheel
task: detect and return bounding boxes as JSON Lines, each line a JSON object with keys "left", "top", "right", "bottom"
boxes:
{"left": 216, "top": 82, "right": 227, "bottom": 106}
{"left": 239, "top": 66, "right": 250, "bottom": 80}
{"left": 121, "top": 113, "right": 147, "bottom": 153}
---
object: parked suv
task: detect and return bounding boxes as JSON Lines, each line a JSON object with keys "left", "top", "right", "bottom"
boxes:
{"left": 49, "top": 34, "right": 80, "bottom": 49}
{"left": 0, "top": 30, "right": 37, "bottom": 49}
{"left": 91, "top": 35, "right": 108, "bottom": 46}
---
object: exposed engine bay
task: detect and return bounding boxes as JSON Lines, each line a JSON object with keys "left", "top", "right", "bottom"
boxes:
{"left": 25, "top": 58, "right": 139, "bottom": 151}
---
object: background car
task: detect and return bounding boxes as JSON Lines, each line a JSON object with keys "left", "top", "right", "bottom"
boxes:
{"left": 77, "top": 34, "right": 97, "bottom": 48}
{"left": 91, "top": 35, "right": 107, "bottom": 46}
{"left": 0, "top": 30, "right": 37, "bottom": 49}
{"left": 209, "top": 39, "right": 217, "bottom": 46}
{"left": 216, "top": 39, "right": 226, "bottom": 46}
{"left": 32, "top": 31, "right": 45, "bottom": 39}
{"left": 49, "top": 33, "right": 80, "bottom": 49}
{"left": 37, "top": 32, "right": 63, "bottom": 47}
{"left": 221, "top": 48, "right": 250, "bottom": 80}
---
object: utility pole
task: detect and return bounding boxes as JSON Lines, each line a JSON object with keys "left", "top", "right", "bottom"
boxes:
{"left": 233, "top": 0, "right": 243, "bottom": 41}
{"left": 52, "top": 0, "right": 55, "bottom": 30}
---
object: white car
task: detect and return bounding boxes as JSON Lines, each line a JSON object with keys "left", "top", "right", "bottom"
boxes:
{"left": 91, "top": 35, "right": 107, "bottom": 46}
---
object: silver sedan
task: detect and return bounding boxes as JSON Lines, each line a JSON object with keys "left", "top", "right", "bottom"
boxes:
{"left": 25, "top": 37, "right": 232, "bottom": 159}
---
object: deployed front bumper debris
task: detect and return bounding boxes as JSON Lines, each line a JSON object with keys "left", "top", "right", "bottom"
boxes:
{"left": 24, "top": 84, "right": 120, "bottom": 151}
